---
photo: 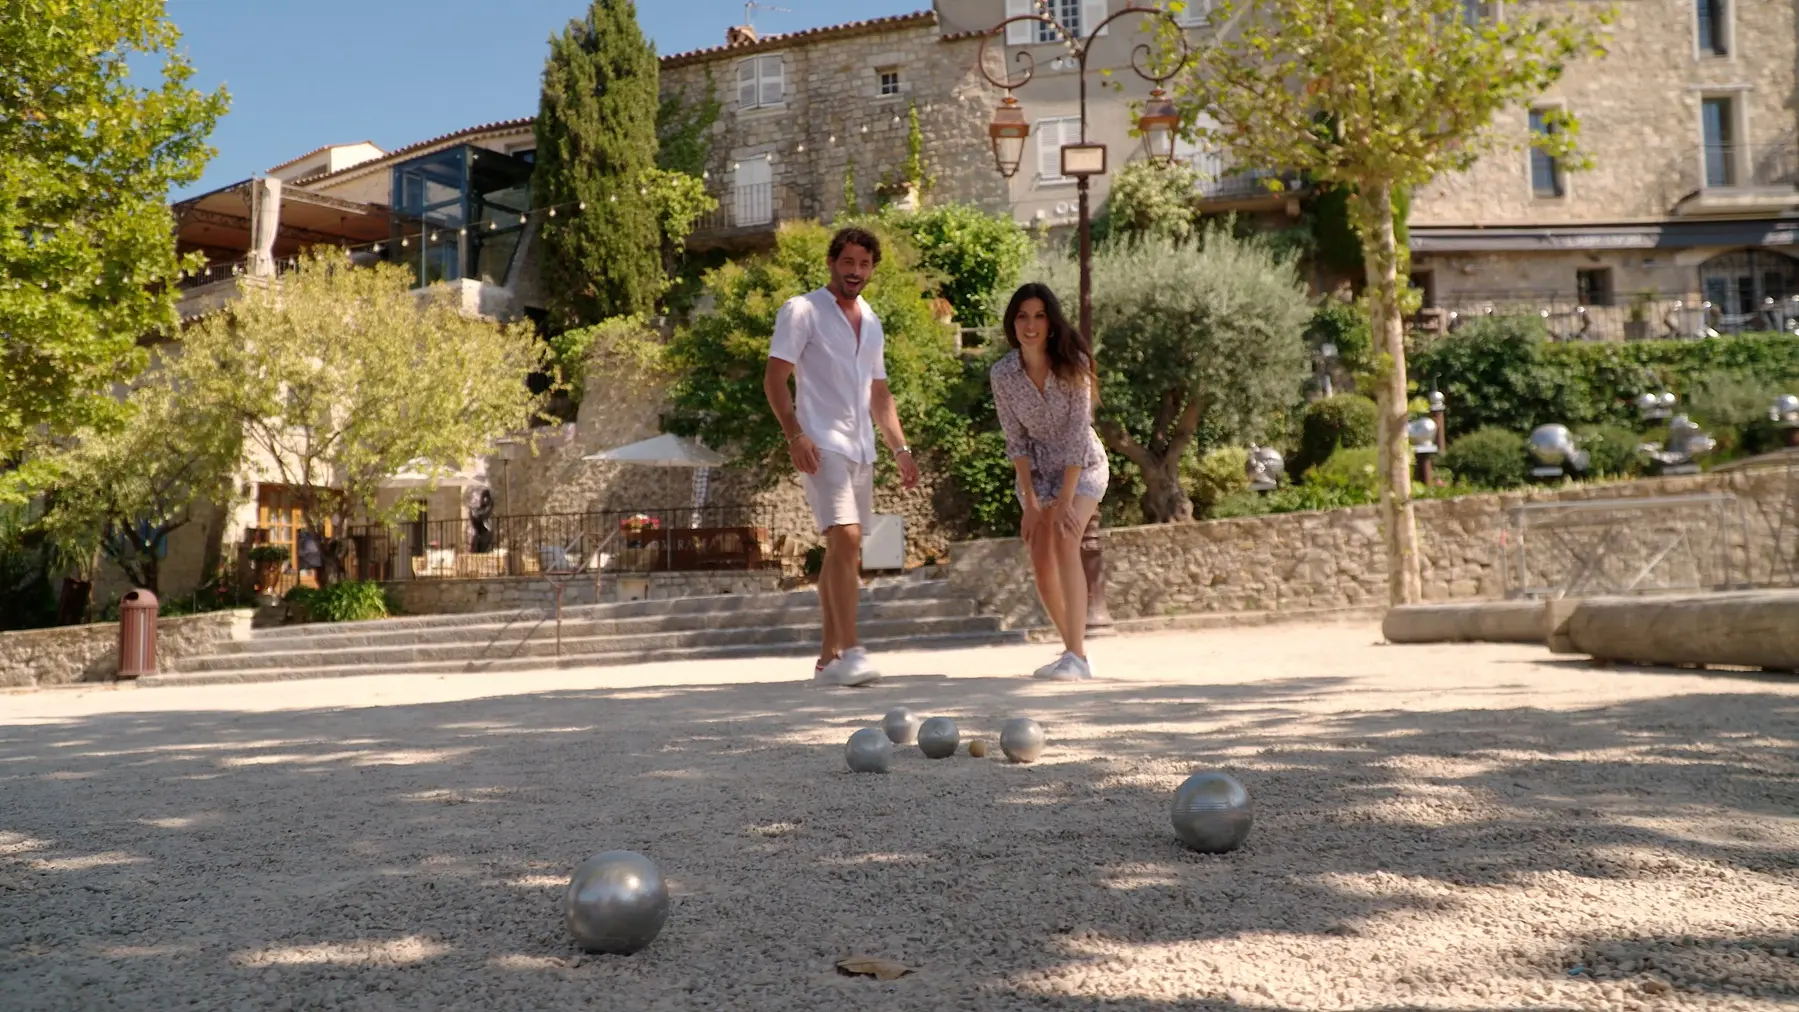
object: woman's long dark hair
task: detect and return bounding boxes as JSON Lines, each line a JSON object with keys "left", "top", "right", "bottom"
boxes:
{"left": 1002, "top": 282, "right": 1097, "bottom": 395}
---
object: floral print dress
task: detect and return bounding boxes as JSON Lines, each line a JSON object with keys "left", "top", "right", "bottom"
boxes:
{"left": 989, "top": 349, "right": 1110, "bottom": 504}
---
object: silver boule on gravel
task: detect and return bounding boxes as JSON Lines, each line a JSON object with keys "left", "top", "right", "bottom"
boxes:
{"left": 1170, "top": 771, "right": 1253, "bottom": 854}
{"left": 845, "top": 727, "right": 894, "bottom": 773}
{"left": 881, "top": 707, "right": 921, "bottom": 745}
{"left": 916, "top": 716, "right": 959, "bottom": 759}
{"left": 565, "top": 850, "right": 670, "bottom": 955}
{"left": 999, "top": 717, "right": 1046, "bottom": 763}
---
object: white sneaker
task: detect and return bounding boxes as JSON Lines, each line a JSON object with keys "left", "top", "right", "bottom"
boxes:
{"left": 1031, "top": 652, "right": 1065, "bottom": 679}
{"left": 1035, "top": 652, "right": 1091, "bottom": 682}
{"left": 814, "top": 647, "right": 880, "bottom": 687}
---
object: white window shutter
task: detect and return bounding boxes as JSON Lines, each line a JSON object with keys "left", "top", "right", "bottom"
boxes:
{"left": 737, "top": 60, "right": 758, "bottom": 109}
{"left": 1084, "top": 0, "right": 1109, "bottom": 35}
{"left": 759, "top": 56, "right": 784, "bottom": 107}
{"left": 1038, "top": 121, "right": 1061, "bottom": 180}
{"left": 1005, "top": 0, "right": 1032, "bottom": 45}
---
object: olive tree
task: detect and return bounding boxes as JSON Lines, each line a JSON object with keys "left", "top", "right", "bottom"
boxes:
{"left": 1153, "top": 0, "right": 1610, "bottom": 600}
{"left": 1030, "top": 229, "right": 1312, "bottom": 522}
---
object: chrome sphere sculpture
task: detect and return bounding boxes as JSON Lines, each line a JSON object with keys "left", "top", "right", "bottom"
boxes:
{"left": 1406, "top": 416, "right": 1440, "bottom": 455}
{"left": 881, "top": 707, "right": 921, "bottom": 745}
{"left": 565, "top": 851, "right": 670, "bottom": 955}
{"left": 916, "top": 717, "right": 960, "bottom": 759}
{"left": 845, "top": 727, "right": 893, "bottom": 773}
{"left": 1639, "top": 414, "right": 1716, "bottom": 475}
{"left": 1771, "top": 393, "right": 1799, "bottom": 427}
{"left": 999, "top": 717, "right": 1046, "bottom": 763}
{"left": 1427, "top": 389, "right": 1447, "bottom": 414}
{"left": 1170, "top": 770, "right": 1254, "bottom": 854}
{"left": 1637, "top": 390, "right": 1677, "bottom": 423}
{"left": 1245, "top": 444, "right": 1285, "bottom": 493}
{"left": 1527, "top": 424, "right": 1588, "bottom": 478}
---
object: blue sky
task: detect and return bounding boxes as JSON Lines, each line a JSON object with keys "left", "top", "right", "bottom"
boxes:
{"left": 162, "top": 0, "right": 920, "bottom": 199}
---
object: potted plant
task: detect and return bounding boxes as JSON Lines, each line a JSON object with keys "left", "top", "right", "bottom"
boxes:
{"left": 247, "top": 544, "right": 289, "bottom": 599}
{"left": 1625, "top": 290, "right": 1656, "bottom": 341}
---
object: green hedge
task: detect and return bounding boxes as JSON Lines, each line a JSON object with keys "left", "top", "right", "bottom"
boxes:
{"left": 1291, "top": 394, "right": 1377, "bottom": 476}
{"left": 1439, "top": 426, "right": 1528, "bottom": 489}
{"left": 1410, "top": 316, "right": 1799, "bottom": 435}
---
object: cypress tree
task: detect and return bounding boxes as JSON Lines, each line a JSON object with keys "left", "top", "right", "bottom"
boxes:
{"left": 533, "top": 0, "right": 662, "bottom": 327}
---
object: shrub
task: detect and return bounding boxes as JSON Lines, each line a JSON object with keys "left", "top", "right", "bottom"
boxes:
{"left": 307, "top": 580, "right": 393, "bottom": 623}
{"left": 1686, "top": 369, "right": 1791, "bottom": 459}
{"left": 1308, "top": 445, "right": 1381, "bottom": 498}
{"left": 1440, "top": 426, "right": 1528, "bottom": 489}
{"left": 1291, "top": 395, "right": 1377, "bottom": 476}
{"left": 1574, "top": 423, "right": 1644, "bottom": 479}
{"left": 1306, "top": 300, "right": 1373, "bottom": 377}
{"left": 878, "top": 203, "right": 1032, "bottom": 328}
{"left": 1184, "top": 446, "right": 1249, "bottom": 516}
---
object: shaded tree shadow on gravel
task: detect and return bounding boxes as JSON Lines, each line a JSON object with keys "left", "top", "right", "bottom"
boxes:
{"left": 0, "top": 670, "right": 1795, "bottom": 1011}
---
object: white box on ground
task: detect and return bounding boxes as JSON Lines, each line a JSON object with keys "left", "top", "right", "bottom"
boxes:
{"left": 861, "top": 514, "right": 905, "bottom": 571}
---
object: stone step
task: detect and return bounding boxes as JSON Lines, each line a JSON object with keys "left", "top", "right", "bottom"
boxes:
{"left": 140, "top": 628, "right": 1029, "bottom": 689}
{"left": 210, "top": 596, "right": 978, "bottom": 657}
{"left": 247, "top": 579, "right": 958, "bottom": 641}
{"left": 174, "top": 615, "right": 1004, "bottom": 674}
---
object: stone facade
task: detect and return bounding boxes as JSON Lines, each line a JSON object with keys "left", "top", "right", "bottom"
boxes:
{"left": 660, "top": 12, "right": 1010, "bottom": 234}
{"left": 383, "top": 570, "right": 783, "bottom": 616}
{"left": 0, "top": 610, "right": 245, "bottom": 690}
{"left": 1408, "top": 0, "right": 1799, "bottom": 320}
{"left": 949, "top": 471, "right": 1798, "bottom": 628}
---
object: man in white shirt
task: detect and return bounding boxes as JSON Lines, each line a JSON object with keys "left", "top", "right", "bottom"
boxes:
{"left": 763, "top": 227, "right": 920, "bottom": 687}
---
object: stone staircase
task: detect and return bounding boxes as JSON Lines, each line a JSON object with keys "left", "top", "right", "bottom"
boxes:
{"left": 143, "top": 578, "right": 1023, "bottom": 688}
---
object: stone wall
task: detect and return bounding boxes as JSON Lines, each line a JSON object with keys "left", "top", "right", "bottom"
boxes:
{"left": 383, "top": 570, "right": 783, "bottom": 616}
{"left": 949, "top": 471, "right": 1797, "bottom": 628}
{"left": 0, "top": 610, "right": 245, "bottom": 690}
{"left": 1410, "top": 0, "right": 1797, "bottom": 227}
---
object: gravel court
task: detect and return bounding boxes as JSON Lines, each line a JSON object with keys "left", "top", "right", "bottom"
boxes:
{"left": 1, "top": 625, "right": 1797, "bottom": 1011}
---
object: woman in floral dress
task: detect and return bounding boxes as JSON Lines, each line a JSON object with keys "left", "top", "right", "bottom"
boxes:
{"left": 988, "top": 282, "right": 1109, "bottom": 681}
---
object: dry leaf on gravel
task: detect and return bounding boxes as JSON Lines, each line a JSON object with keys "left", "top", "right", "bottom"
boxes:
{"left": 835, "top": 956, "right": 912, "bottom": 981}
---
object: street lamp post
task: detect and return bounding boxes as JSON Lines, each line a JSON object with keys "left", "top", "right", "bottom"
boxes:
{"left": 977, "top": 4, "right": 1191, "bottom": 631}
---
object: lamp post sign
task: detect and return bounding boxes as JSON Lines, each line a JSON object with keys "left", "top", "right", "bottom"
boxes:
{"left": 977, "top": 3, "right": 1192, "bottom": 629}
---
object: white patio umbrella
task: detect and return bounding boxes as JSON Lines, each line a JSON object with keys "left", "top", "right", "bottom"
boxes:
{"left": 582, "top": 434, "right": 728, "bottom": 529}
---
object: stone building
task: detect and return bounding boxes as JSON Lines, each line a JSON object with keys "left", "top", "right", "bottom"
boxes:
{"left": 1407, "top": 0, "right": 1799, "bottom": 340}
{"left": 660, "top": 10, "right": 1009, "bottom": 250}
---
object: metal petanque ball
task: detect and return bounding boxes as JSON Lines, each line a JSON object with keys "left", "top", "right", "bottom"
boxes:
{"left": 565, "top": 850, "right": 669, "bottom": 955}
{"left": 916, "top": 717, "right": 959, "bottom": 759}
{"left": 881, "top": 707, "right": 922, "bottom": 745}
{"left": 845, "top": 727, "right": 893, "bottom": 773}
{"left": 999, "top": 717, "right": 1046, "bottom": 763}
{"left": 1170, "top": 771, "right": 1254, "bottom": 854}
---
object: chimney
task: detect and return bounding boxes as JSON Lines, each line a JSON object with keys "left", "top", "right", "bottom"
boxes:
{"left": 725, "top": 24, "right": 759, "bottom": 46}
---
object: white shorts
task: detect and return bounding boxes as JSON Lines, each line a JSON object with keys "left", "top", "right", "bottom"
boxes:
{"left": 801, "top": 450, "right": 874, "bottom": 534}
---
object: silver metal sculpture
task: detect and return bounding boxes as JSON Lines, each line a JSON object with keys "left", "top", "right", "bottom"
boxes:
{"left": 1771, "top": 393, "right": 1799, "bottom": 427}
{"left": 1170, "top": 771, "right": 1254, "bottom": 854}
{"left": 881, "top": 707, "right": 921, "bottom": 745}
{"left": 1245, "top": 445, "right": 1285, "bottom": 493}
{"left": 565, "top": 851, "right": 670, "bottom": 955}
{"left": 845, "top": 727, "right": 893, "bottom": 773}
{"left": 916, "top": 717, "right": 959, "bottom": 759}
{"left": 1427, "top": 389, "right": 1447, "bottom": 414}
{"left": 1637, "top": 390, "right": 1677, "bottom": 423}
{"left": 1639, "top": 414, "right": 1716, "bottom": 475}
{"left": 1527, "top": 424, "right": 1589, "bottom": 479}
{"left": 1407, "top": 416, "right": 1440, "bottom": 456}
{"left": 998, "top": 717, "right": 1046, "bottom": 764}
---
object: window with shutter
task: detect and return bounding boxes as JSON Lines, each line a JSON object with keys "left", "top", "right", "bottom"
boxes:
{"left": 759, "top": 56, "right": 784, "bottom": 107}
{"left": 737, "top": 60, "right": 758, "bottom": 109}
{"left": 1037, "top": 118, "right": 1080, "bottom": 184}
{"left": 1082, "top": 0, "right": 1109, "bottom": 36}
{"left": 1005, "top": 0, "right": 1032, "bottom": 45}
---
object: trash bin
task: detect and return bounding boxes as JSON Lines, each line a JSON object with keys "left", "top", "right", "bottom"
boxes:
{"left": 118, "top": 589, "right": 159, "bottom": 680}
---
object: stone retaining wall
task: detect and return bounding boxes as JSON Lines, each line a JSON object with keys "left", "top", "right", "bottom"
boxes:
{"left": 949, "top": 471, "right": 1795, "bottom": 628}
{"left": 383, "top": 570, "right": 784, "bottom": 616}
{"left": 0, "top": 610, "right": 245, "bottom": 690}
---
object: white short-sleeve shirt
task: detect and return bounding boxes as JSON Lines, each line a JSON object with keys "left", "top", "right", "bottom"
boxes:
{"left": 767, "top": 287, "right": 887, "bottom": 465}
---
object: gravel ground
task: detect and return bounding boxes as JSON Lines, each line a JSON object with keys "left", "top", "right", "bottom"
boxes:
{"left": 2, "top": 624, "right": 1796, "bottom": 1011}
